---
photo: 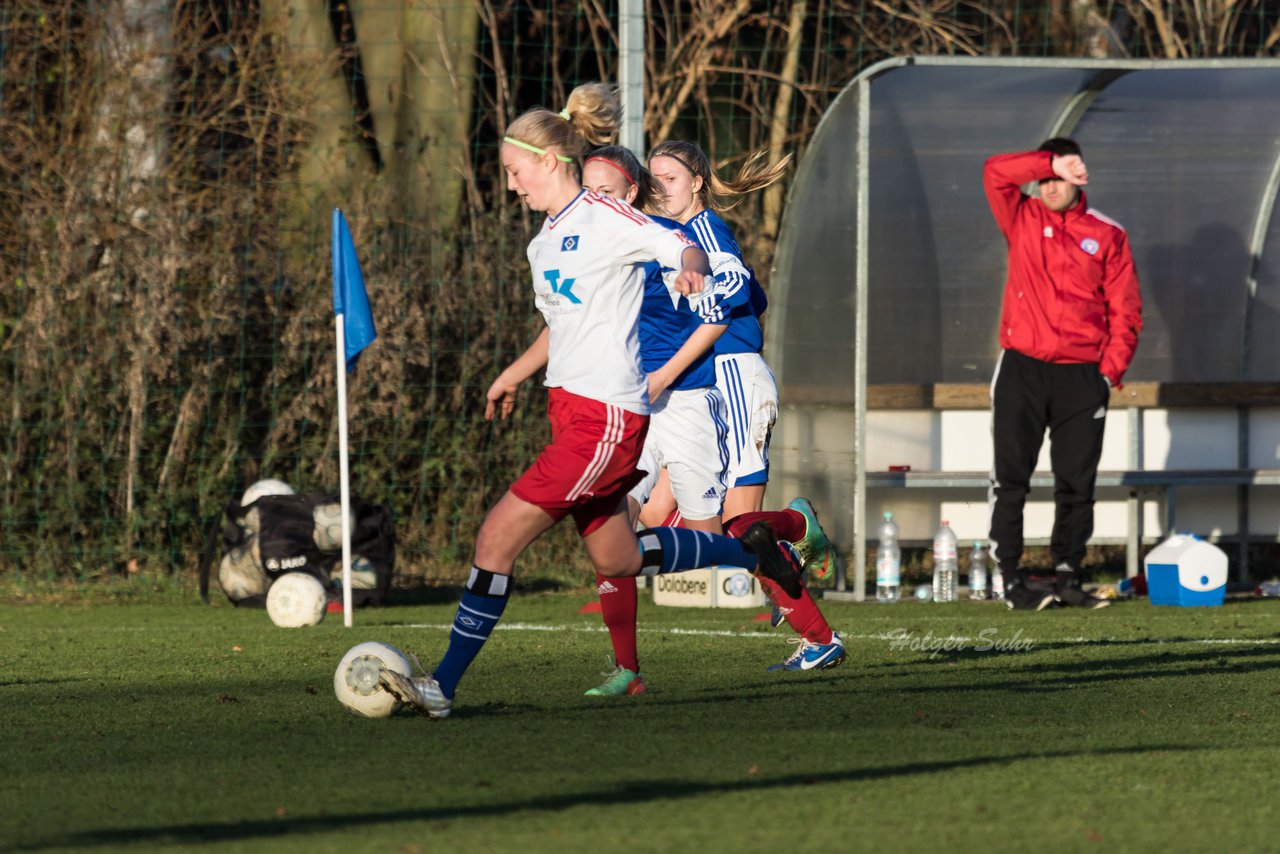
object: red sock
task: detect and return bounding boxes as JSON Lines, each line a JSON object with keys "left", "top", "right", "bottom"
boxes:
{"left": 661, "top": 508, "right": 683, "bottom": 527}
{"left": 724, "top": 509, "right": 805, "bottom": 543}
{"left": 596, "top": 573, "right": 639, "bottom": 673}
{"left": 725, "top": 513, "right": 833, "bottom": 645}
{"left": 756, "top": 574, "right": 834, "bottom": 645}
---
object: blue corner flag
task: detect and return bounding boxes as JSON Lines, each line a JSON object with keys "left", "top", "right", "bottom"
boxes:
{"left": 332, "top": 208, "right": 376, "bottom": 373}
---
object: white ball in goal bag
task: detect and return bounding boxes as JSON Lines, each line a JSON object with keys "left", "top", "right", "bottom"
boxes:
{"left": 312, "top": 502, "right": 355, "bottom": 551}
{"left": 334, "top": 641, "right": 413, "bottom": 718}
{"left": 265, "top": 572, "right": 327, "bottom": 627}
{"left": 241, "top": 478, "right": 295, "bottom": 507}
{"left": 218, "top": 536, "right": 264, "bottom": 601}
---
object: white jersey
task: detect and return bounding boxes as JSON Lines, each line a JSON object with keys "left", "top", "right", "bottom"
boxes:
{"left": 528, "top": 190, "right": 695, "bottom": 414}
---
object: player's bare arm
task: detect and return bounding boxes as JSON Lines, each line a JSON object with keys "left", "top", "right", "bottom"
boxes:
{"left": 672, "top": 245, "right": 711, "bottom": 295}
{"left": 485, "top": 327, "right": 550, "bottom": 421}
{"left": 646, "top": 323, "right": 727, "bottom": 402}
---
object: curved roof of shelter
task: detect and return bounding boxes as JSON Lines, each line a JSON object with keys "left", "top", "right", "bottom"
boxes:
{"left": 770, "top": 57, "right": 1280, "bottom": 396}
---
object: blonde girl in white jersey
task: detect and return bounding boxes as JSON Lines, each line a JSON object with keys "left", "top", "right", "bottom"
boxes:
{"left": 379, "top": 84, "right": 808, "bottom": 719}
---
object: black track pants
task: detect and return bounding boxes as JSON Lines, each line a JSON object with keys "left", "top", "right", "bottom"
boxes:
{"left": 988, "top": 349, "right": 1111, "bottom": 574}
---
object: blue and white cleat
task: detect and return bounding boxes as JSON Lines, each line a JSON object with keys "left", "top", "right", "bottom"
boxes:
{"left": 767, "top": 631, "right": 847, "bottom": 672}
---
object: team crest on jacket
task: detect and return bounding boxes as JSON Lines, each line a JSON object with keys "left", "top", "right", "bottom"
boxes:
{"left": 561, "top": 235, "right": 580, "bottom": 252}
{"left": 1080, "top": 237, "right": 1100, "bottom": 255}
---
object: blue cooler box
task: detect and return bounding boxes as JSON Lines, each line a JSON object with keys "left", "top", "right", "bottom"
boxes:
{"left": 1143, "top": 534, "right": 1227, "bottom": 607}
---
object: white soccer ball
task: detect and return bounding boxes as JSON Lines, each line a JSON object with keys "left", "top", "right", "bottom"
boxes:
{"left": 312, "top": 502, "right": 354, "bottom": 551}
{"left": 241, "top": 478, "right": 295, "bottom": 507}
{"left": 328, "top": 554, "right": 378, "bottom": 590}
{"left": 265, "top": 572, "right": 327, "bottom": 627}
{"left": 334, "top": 641, "right": 413, "bottom": 718}
{"left": 218, "top": 536, "right": 264, "bottom": 601}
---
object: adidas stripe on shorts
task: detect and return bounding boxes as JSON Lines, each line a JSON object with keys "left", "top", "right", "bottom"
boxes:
{"left": 714, "top": 352, "right": 778, "bottom": 487}
{"left": 511, "top": 388, "right": 649, "bottom": 536}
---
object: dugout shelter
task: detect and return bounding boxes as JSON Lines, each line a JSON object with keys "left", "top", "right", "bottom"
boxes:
{"left": 767, "top": 56, "right": 1280, "bottom": 599}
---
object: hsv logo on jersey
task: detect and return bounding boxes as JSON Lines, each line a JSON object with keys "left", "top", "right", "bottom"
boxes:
{"left": 543, "top": 268, "right": 580, "bottom": 304}
{"left": 561, "top": 235, "right": 580, "bottom": 252}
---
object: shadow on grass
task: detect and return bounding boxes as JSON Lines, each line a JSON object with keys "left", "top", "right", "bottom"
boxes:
{"left": 872, "top": 642, "right": 1280, "bottom": 693}
{"left": 15, "top": 744, "right": 1203, "bottom": 850}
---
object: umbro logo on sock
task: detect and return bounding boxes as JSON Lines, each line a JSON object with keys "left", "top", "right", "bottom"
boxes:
{"left": 597, "top": 580, "right": 618, "bottom": 595}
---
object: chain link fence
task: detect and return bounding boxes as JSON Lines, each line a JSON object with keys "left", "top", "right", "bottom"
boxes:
{"left": 1, "top": 0, "right": 1276, "bottom": 590}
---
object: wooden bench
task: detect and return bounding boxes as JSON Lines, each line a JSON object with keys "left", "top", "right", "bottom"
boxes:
{"left": 817, "top": 381, "right": 1280, "bottom": 596}
{"left": 865, "top": 467, "right": 1280, "bottom": 568}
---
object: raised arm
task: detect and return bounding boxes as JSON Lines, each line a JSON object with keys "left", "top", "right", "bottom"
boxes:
{"left": 983, "top": 150, "right": 1055, "bottom": 239}
{"left": 672, "top": 245, "right": 710, "bottom": 295}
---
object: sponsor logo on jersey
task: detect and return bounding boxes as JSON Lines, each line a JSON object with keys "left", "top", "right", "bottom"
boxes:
{"left": 702, "top": 487, "right": 719, "bottom": 500}
{"left": 543, "top": 268, "right": 580, "bottom": 304}
{"left": 561, "top": 235, "right": 580, "bottom": 252}
{"left": 1080, "top": 237, "right": 1100, "bottom": 255}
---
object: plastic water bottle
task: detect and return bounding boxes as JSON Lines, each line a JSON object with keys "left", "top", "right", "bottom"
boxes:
{"left": 968, "top": 541, "right": 988, "bottom": 600}
{"left": 931, "top": 521, "right": 958, "bottom": 602}
{"left": 991, "top": 564, "right": 1005, "bottom": 601}
{"left": 875, "top": 512, "right": 901, "bottom": 603}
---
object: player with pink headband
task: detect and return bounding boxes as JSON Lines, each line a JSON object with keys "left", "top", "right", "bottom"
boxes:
{"left": 379, "top": 84, "right": 811, "bottom": 719}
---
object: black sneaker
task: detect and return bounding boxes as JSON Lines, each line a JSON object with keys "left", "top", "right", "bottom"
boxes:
{"left": 1054, "top": 563, "right": 1110, "bottom": 610}
{"left": 739, "top": 522, "right": 804, "bottom": 598}
{"left": 1005, "top": 580, "right": 1055, "bottom": 611}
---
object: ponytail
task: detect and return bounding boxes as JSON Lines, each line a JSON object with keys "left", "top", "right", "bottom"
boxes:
{"left": 649, "top": 141, "right": 791, "bottom": 213}
{"left": 504, "top": 83, "right": 622, "bottom": 174}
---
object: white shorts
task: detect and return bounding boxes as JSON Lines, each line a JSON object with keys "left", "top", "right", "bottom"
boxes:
{"left": 715, "top": 352, "right": 778, "bottom": 487}
{"left": 628, "top": 386, "right": 729, "bottom": 521}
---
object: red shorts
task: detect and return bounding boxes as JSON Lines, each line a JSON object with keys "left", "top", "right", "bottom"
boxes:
{"left": 511, "top": 388, "right": 649, "bottom": 536}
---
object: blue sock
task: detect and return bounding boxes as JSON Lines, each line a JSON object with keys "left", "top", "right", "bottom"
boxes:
{"left": 636, "top": 526, "right": 758, "bottom": 575}
{"left": 432, "top": 567, "right": 510, "bottom": 699}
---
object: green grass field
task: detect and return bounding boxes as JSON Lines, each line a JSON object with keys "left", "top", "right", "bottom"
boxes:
{"left": 3, "top": 593, "right": 1279, "bottom": 852}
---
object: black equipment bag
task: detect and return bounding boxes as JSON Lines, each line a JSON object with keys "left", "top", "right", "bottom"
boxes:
{"left": 199, "top": 493, "right": 395, "bottom": 608}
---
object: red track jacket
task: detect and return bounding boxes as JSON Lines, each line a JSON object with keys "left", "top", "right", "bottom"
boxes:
{"left": 984, "top": 150, "right": 1142, "bottom": 386}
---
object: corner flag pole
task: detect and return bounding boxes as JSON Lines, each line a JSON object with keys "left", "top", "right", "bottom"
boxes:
{"left": 332, "top": 208, "right": 377, "bottom": 628}
{"left": 334, "top": 312, "right": 354, "bottom": 626}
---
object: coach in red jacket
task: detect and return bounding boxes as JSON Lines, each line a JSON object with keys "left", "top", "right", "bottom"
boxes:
{"left": 983, "top": 138, "right": 1142, "bottom": 611}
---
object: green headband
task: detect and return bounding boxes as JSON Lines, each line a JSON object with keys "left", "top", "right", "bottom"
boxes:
{"left": 503, "top": 136, "right": 573, "bottom": 164}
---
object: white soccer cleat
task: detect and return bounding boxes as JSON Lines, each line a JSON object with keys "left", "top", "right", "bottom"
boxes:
{"left": 378, "top": 669, "right": 453, "bottom": 719}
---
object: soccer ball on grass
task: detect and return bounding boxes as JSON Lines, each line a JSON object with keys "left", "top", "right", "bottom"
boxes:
{"left": 265, "top": 572, "right": 327, "bottom": 627}
{"left": 334, "top": 641, "right": 413, "bottom": 718}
